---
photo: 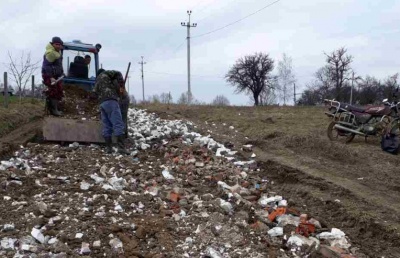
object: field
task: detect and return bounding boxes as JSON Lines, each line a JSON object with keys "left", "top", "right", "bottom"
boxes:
{"left": 0, "top": 102, "right": 399, "bottom": 257}
{"left": 143, "top": 104, "right": 400, "bottom": 257}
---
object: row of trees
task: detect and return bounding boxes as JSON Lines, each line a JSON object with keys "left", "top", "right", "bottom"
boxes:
{"left": 297, "top": 47, "right": 398, "bottom": 105}
{"left": 225, "top": 48, "right": 399, "bottom": 106}
{"left": 132, "top": 92, "right": 230, "bottom": 106}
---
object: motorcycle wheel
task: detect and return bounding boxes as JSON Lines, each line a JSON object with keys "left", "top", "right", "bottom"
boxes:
{"left": 327, "top": 121, "right": 356, "bottom": 143}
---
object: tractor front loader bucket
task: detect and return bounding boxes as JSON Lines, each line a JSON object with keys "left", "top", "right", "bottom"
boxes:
{"left": 43, "top": 117, "right": 105, "bottom": 143}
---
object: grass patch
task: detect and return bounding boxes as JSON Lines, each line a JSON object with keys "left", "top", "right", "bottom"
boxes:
{"left": 0, "top": 99, "right": 44, "bottom": 138}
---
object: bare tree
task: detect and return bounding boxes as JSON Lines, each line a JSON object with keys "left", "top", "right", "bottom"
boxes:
{"left": 277, "top": 53, "right": 296, "bottom": 105}
{"left": 159, "top": 92, "right": 173, "bottom": 104}
{"left": 151, "top": 94, "right": 161, "bottom": 104}
{"left": 212, "top": 95, "right": 230, "bottom": 106}
{"left": 177, "top": 92, "right": 189, "bottom": 105}
{"left": 225, "top": 52, "right": 275, "bottom": 106}
{"left": 259, "top": 87, "right": 278, "bottom": 106}
{"left": 325, "top": 47, "right": 353, "bottom": 100}
{"left": 6, "top": 51, "right": 40, "bottom": 102}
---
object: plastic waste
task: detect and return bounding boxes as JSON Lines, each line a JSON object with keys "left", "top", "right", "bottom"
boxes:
{"left": 162, "top": 169, "right": 175, "bottom": 180}
{"left": 268, "top": 227, "right": 283, "bottom": 237}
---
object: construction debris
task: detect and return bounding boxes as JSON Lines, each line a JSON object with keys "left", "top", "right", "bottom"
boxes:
{"left": 0, "top": 108, "right": 362, "bottom": 257}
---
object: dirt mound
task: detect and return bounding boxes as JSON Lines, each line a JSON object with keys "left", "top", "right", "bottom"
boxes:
{"left": 61, "top": 84, "right": 99, "bottom": 120}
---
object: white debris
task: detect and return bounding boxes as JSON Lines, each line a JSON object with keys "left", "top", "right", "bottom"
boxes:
{"left": 217, "top": 181, "right": 232, "bottom": 190}
{"left": 109, "top": 238, "right": 123, "bottom": 253}
{"left": 80, "top": 242, "right": 91, "bottom": 255}
{"left": 90, "top": 174, "right": 105, "bottom": 184}
{"left": 2, "top": 223, "right": 15, "bottom": 232}
{"left": 318, "top": 228, "right": 346, "bottom": 240}
{"left": 108, "top": 176, "right": 127, "bottom": 191}
{"left": 75, "top": 233, "right": 84, "bottom": 239}
{"left": 48, "top": 238, "right": 58, "bottom": 245}
{"left": 31, "top": 228, "right": 46, "bottom": 244}
{"left": 93, "top": 240, "right": 101, "bottom": 248}
{"left": 268, "top": 227, "right": 283, "bottom": 237}
{"left": 219, "top": 199, "right": 233, "bottom": 214}
{"left": 206, "top": 246, "right": 223, "bottom": 258}
{"left": 162, "top": 169, "right": 175, "bottom": 180}
{"left": 278, "top": 200, "right": 288, "bottom": 207}
{"left": 80, "top": 181, "right": 91, "bottom": 190}
{"left": 258, "top": 195, "right": 283, "bottom": 207}
{"left": 0, "top": 237, "right": 17, "bottom": 250}
{"left": 21, "top": 244, "right": 38, "bottom": 252}
{"left": 287, "top": 235, "right": 305, "bottom": 247}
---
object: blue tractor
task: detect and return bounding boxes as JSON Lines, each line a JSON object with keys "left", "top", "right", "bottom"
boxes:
{"left": 62, "top": 40, "right": 102, "bottom": 91}
{"left": 43, "top": 40, "right": 106, "bottom": 143}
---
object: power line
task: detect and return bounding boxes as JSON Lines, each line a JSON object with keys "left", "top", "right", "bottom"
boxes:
{"left": 172, "top": 39, "right": 187, "bottom": 53}
{"left": 196, "top": 0, "right": 238, "bottom": 24}
{"left": 192, "top": 0, "right": 281, "bottom": 38}
{"left": 189, "top": 0, "right": 203, "bottom": 10}
{"left": 147, "top": 70, "right": 224, "bottom": 79}
{"left": 145, "top": 38, "right": 187, "bottom": 64}
{"left": 192, "top": 0, "right": 217, "bottom": 22}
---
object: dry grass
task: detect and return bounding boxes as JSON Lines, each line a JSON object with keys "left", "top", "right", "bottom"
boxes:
{"left": 140, "top": 103, "right": 388, "bottom": 167}
{"left": 0, "top": 100, "right": 44, "bottom": 138}
{"left": 141, "top": 104, "right": 327, "bottom": 139}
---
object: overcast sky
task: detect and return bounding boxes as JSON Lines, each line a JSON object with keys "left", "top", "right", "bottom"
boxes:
{"left": 1, "top": 0, "right": 399, "bottom": 105}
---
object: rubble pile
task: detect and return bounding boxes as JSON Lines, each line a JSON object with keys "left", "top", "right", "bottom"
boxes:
{"left": 61, "top": 84, "right": 99, "bottom": 120}
{"left": 0, "top": 108, "right": 362, "bottom": 257}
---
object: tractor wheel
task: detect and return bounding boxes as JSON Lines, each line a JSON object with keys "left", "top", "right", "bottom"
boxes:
{"left": 327, "top": 121, "right": 355, "bottom": 143}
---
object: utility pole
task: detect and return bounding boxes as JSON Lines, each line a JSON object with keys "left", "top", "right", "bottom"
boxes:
{"left": 138, "top": 56, "right": 146, "bottom": 102}
{"left": 3, "top": 72, "right": 8, "bottom": 108}
{"left": 350, "top": 71, "right": 354, "bottom": 105}
{"left": 293, "top": 83, "right": 296, "bottom": 106}
{"left": 181, "top": 10, "right": 197, "bottom": 104}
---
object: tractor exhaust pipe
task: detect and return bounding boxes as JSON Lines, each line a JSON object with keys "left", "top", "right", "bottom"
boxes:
{"left": 334, "top": 124, "right": 366, "bottom": 136}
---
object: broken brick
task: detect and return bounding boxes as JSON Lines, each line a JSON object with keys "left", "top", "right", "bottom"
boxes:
{"left": 268, "top": 207, "right": 287, "bottom": 222}
{"left": 168, "top": 192, "right": 180, "bottom": 203}
{"left": 295, "top": 222, "right": 315, "bottom": 237}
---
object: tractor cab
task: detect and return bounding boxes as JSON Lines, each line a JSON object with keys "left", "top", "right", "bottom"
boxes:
{"left": 62, "top": 40, "right": 102, "bottom": 91}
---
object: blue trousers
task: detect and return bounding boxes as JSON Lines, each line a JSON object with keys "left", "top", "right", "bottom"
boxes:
{"left": 100, "top": 100, "right": 125, "bottom": 137}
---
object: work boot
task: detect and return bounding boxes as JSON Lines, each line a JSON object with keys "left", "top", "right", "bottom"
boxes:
{"left": 104, "top": 137, "right": 113, "bottom": 154}
{"left": 49, "top": 98, "right": 63, "bottom": 116}
{"left": 117, "top": 135, "right": 130, "bottom": 155}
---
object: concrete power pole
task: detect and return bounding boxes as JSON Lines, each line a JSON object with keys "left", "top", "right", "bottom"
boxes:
{"left": 350, "top": 71, "right": 354, "bottom": 105}
{"left": 138, "top": 56, "right": 146, "bottom": 102}
{"left": 293, "top": 83, "right": 296, "bottom": 106}
{"left": 181, "top": 10, "right": 197, "bottom": 104}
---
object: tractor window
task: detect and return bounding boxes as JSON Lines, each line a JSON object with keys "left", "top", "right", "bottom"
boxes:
{"left": 63, "top": 51, "right": 96, "bottom": 79}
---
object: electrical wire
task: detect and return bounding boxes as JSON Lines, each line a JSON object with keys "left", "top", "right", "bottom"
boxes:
{"left": 147, "top": 70, "right": 225, "bottom": 79}
{"left": 195, "top": 0, "right": 237, "bottom": 24}
{"left": 192, "top": 0, "right": 216, "bottom": 22}
{"left": 192, "top": 0, "right": 281, "bottom": 38}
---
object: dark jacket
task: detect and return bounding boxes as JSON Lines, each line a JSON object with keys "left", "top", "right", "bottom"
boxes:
{"left": 41, "top": 43, "right": 64, "bottom": 78}
{"left": 93, "top": 70, "right": 123, "bottom": 103}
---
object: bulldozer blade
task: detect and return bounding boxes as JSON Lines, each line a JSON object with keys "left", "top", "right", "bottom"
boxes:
{"left": 43, "top": 117, "right": 106, "bottom": 143}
